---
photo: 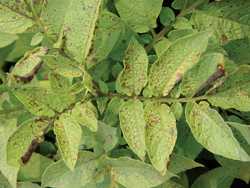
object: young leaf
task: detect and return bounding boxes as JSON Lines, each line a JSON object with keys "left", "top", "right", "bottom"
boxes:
{"left": 119, "top": 99, "right": 146, "bottom": 160}
{"left": 144, "top": 102, "right": 177, "bottom": 175}
{"left": 146, "top": 31, "right": 211, "bottom": 97}
{"left": 180, "top": 52, "right": 224, "bottom": 97}
{"left": 71, "top": 102, "right": 98, "bottom": 132}
{"left": 191, "top": 0, "right": 250, "bottom": 44}
{"left": 0, "top": 4, "right": 34, "bottom": 34}
{"left": 54, "top": 112, "right": 82, "bottom": 170}
{"left": 105, "top": 157, "right": 174, "bottom": 188}
{"left": 0, "top": 119, "right": 18, "bottom": 188}
{"left": 42, "top": 0, "right": 102, "bottom": 63}
{"left": 185, "top": 101, "right": 250, "bottom": 161}
{"left": 116, "top": 37, "right": 148, "bottom": 96}
{"left": 7, "top": 119, "right": 48, "bottom": 167}
{"left": 11, "top": 47, "right": 47, "bottom": 79}
{"left": 208, "top": 65, "right": 250, "bottom": 112}
{"left": 115, "top": 0, "right": 163, "bottom": 33}
{"left": 41, "top": 151, "right": 97, "bottom": 188}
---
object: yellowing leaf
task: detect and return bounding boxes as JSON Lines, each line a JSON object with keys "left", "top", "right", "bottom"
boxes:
{"left": 119, "top": 99, "right": 146, "bottom": 160}
{"left": 144, "top": 102, "right": 177, "bottom": 175}
{"left": 115, "top": 0, "right": 163, "bottom": 33}
{"left": 71, "top": 102, "right": 98, "bottom": 132}
{"left": 106, "top": 157, "right": 174, "bottom": 188}
{"left": 11, "top": 47, "right": 48, "bottom": 78}
{"left": 54, "top": 113, "right": 82, "bottom": 170}
{"left": 146, "top": 32, "right": 210, "bottom": 97}
{"left": 0, "top": 119, "right": 18, "bottom": 188}
{"left": 180, "top": 52, "right": 224, "bottom": 97}
{"left": 191, "top": 0, "right": 250, "bottom": 45}
{"left": 43, "top": 54, "right": 83, "bottom": 78}
{"left": 208, "top": 65, "right": 250, "bottom": 112}
{"left": 0, "top": 4, "right": 33, "bottom": 34}
{"left": 116, "top": 37, "right": 148, "bottom": 96}
{"left": 7, "top": 120, "right": 48, "bottom": 167}
{"left": 185, "top": 102, "right": 250, "bottom": 161}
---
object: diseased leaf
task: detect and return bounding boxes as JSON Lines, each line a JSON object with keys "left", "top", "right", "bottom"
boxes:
{"left": 0, "top": 119, "right": 19, "bottom": 188}
{"left": 180, "top": 52, "right": 224, "bottom": 97}
{"left": 54, "top": 112, "right": 82, "bottom": 170}
{"left": 0, "top": 3, "right": 34, "bottom": 34}
{"left": 41, "top": 151, "right": 97, "bottom": 188}
{"left": 71, "top": 102, "right": 98, "bottom": 132}
{"left": 208, "top": 65, "right": 250, "bottom": 112}
{"left": 119, "top": 99, "right": 146, "bottom": 160}
{"left": 191, "top": 0, "right": 250, "bottom": 44}
{"left": 43, "top": 54, "right": 83, "bottom": 78}
{"left": 106, "top": 157, "right": 174, "bottom": 188}
{"left": 42, "top": 0, "right": 102, "bottom": 62}
{"left": 18, "top": 153, "right": 53, "bottom": 182}
{"left": 115, "top": 0, "right": 163, "bottom": 33}
{"left": 116, "top": 37, "right": 148, "bottom": 96}
{"left": 7, "top": 119, "right": 48, "bottom": 167}
{"left": 185, "top": 101, "right": 250, "bottom": 161}
{"left": 144, "top": 102, "right": 177, "bottom": 175}
{"left": 11, "top": 47, "right": 48, "bottom": 78}
{"left": 146, "top": 32, "right": 210, "bottom": 97}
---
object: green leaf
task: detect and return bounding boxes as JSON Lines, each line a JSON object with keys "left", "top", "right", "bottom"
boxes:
{"left": 42, "top": 0, "right": 102, "bottom": 62}
{"left": 43, "top": 54, "right": 83, "bottom": 78}
{"left": 41, "top": 151, "right": 97, "bottom": 188}
{"left": 172, "top": 0, "right": 208, "bottom": 11}
{"left": 0, "top": 3, "right": 34, "bottom": 34}
{"left": 191, "top": 167, "right": 234, "bottom": 188}
{"left": 115, "top": 0, "right": 163, "bottom": 33}
{"left": 11, "top": 47, "right": 47, "bottom": 78}
{"left": 156, "top": 180, "right": 184, "bottom": 188}
{"left": 30, "top": 32, "right": 44, "bottom": 46}
{"left": 54, "top": 112, "right": 82, "bottom": 170}
{"left": 119, "top": 99, "right": 146, "bottom": 160}
{"left": 144, "top": 102, "right": 177, "bottom": 175}
{"left": 154, "top": 38, "right": 172, "bottom": 58}
{"left": 71, "top": 102, "right": 98, "bottom": 132}
{"left": 18, "top": 153, "right": 53, "bottom": 182}
{"left": 89, "top": 10, "right": 124, "bottom": 64}
{"left": 17, "top": 182, "right": 41, "bottom": 188}
{"left": 191, "top": 0, "right": 250, "bottom": 45}
{"left": 7, "top": 119, "right": 48, "bottom": 167}
{"left": 146, "top": 31, "right": 210, "bottom": 97}
{"left": 0, "top": 32, "right": 18, "bottom": 48}
{"left": 228, "top": 122, "right": 250, "bottom": 146}
{"left": 105, "top": 157, "right": 174, "bottom": 188}
{"left": 208, "top": 65, "right": 250, "bottom": 112}
{"left": 168, "top": 154, "right": 204, "bottom": 174}
{"left": 185, "top": 101, "right": 250, "bottom": 161}
{"left": 159, "top": 7, "right": 175, "bottom": 26}
{"left": 116, "top": 37, "right": 148, "bottom": 96}
{"left": 0, "top": 119, "right": 19, "bottom": 188}
{"left": 180, "top": 52, "right": 224, "bottom": 97}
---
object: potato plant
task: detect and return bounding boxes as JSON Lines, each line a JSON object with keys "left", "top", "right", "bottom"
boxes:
{"left": 0, "top": 0, "right": 250, "bottom": 187}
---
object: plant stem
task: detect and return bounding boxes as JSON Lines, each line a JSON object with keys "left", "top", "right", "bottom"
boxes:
{"left": 96, "top": 93, "right": 208, "bottom": 103}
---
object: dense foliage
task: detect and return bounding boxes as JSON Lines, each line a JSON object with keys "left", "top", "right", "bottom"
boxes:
{"left": 0, "top": 0, "right": 250, "bottom": 187}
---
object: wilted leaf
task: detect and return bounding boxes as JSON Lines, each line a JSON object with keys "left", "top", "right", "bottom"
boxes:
{"left": 144, "top": 102, "right": 177, "bottom": 175}
{"left": 146, "top": 32, "right": 210, "bottom": 97}
{"left": 54, "top": 112, "right": 82, "bottom": 170}
{"left": 185, "top": 101, "right": 250, "bottom": 161}
{"left": 116, "top": 37, "right": 148, "bottom": 96}
{"left": 119, "top": 99, "right": 146, "bottom": 160}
